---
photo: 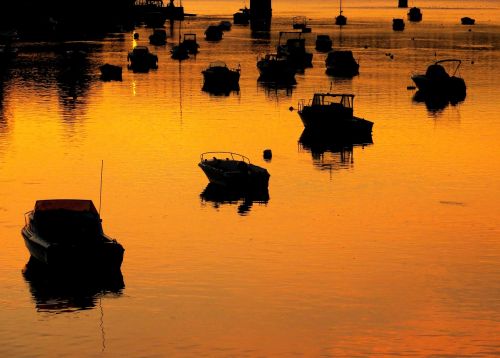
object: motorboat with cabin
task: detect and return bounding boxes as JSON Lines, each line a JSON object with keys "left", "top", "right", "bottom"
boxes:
{"left": 257, "top": 53, "right": 296, "bottom": 84}
{"left": 21, "top": 199, "right": 124, "bottom": 270}
{"left": 325, "top": 50, "right": 359, "bottom": 77}
{"left": 292, "top": 16, "right": 311, "bottom": 33}
{"left": 199, "top": 152, "right": 270, "bottom": 188}
{"left": 202, "top": 61, "right": 240, "bottom": 92}
{"left": 128, "top": 46, "right": 158, "bottom": 72}
{"left": 181, "top": 33, "right": 199, "bottom": 54}
{"left": 99, "top": 63, "right": 122, "bottom": 81}
{"left": 233, "top": 7, "right": 250, "bottom": 25}
{"left": 276, "top": 31, "right": 313, "bottom": 70}
{"left": 411, "top": 59, "right": 466, "bottom": 96}
{"left": 297, "top": 93, "right": 373, "bottom": 134}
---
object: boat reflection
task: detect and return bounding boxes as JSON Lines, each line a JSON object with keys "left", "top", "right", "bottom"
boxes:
{"left": 298, "top": 128, "right": 373, "bottom": 172}
{"left": 22, "top": 257, "right": 124, "bottom": 313}
{"left": 412, "top": 90, "right": 466, "bottom": 114}
{"left": 257, "top": 81, "right": 294, "bottom": 100}
{"left": 200, "top": 183, "right": 269, "bottom": 216}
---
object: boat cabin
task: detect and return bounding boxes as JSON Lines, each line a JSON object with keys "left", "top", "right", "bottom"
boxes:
{"left": 301, "top": 93, "right": 354, "bottom": 118}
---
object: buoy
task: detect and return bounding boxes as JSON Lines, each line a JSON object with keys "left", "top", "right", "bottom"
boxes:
{"left": 263, "top": 149, "right": 272, "bottom": 160}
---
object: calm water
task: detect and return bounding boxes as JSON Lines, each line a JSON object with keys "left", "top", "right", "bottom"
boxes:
{"left": 1, "top": 1, "right": 499, "bottom": 356}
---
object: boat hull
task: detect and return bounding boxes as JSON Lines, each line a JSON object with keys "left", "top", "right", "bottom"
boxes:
{"left": 298, "top": 110, "right": 373, "bottom": 135}
{"left": 22, "top": 227, "right": 124, "bottom": 270}
{"left": 411, "top": 75, "right": 466, "bottom": 95}
{"left": 198, "top": 162, "right": 270, "bottom": 188}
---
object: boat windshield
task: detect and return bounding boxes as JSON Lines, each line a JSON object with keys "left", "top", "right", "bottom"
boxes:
{"left": 312, "top": 94, "right": 353, "bottom": 108}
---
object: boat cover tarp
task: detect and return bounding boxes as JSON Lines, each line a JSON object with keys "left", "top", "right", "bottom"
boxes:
{"left": 35, "top": 199, "right": 99, "bottom": 214}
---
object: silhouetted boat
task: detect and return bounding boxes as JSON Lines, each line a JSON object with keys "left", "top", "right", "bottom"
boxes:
{"left": 292, "top": 16, "right": 311, "bottom": 33}
{"left": 315, "top": 35, "right": 333, "bottom": 52}
{"left": 461, "top": 17, "right": 475, "bottom": 25}
{"left": 127, "top": 46, "right": 158, "bottom": 72}
{"left": 298, "top": 93, "right": 373, "bottom": 134}
{"left": 202, "top": 61, "right": 240, "bottom": 92}
{"left": 277, "top": 31, "right": 313, "bottom": 69}
{"left": 257, "top": 53, "right": 296, "bottom": 84}
{"left": 99, "top": 64, "right": 122, "bottom": 81}
{"left": 398, "top": 0, "right": 408, "bottom": 8}
{"left": 233, "top": 7, "right": 250, "bottom": 25}
{"left": 325, "top": 50, "right": 359, "bottom": 77}
{"left": 408, "top": 7, "right": 422, "bottom": 22}
{"left": 198, "top": 152, "right": 270, "bottom": 188}
{"left": 335, "top": 0, "right": 347, "bottom": 25}
{"left": 181, "top": 33, "right": 199, "bottom": 54}
{"left": 21, "top": 200, "right": 124, "bottom": 270}
{"left": 171, "top": 44, "right": 189, "bottom": 60}
{"left": 149, "top": 28, "right": 167, "bottom": 45}
{"left": 218, "top": 21, "right": 232, "bottom": 31}
{"left": 411, "top": 59, "right": 466, "bottom": 97}
{"left": 393, "top": 18, "right": 405, "bottom": 31}
{"left": 205, "top": 25, "right": 223, "bottom": 41}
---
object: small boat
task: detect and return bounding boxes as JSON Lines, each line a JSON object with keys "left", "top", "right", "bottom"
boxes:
{"left": 297, "top": 93, "right": 373, "bottom": 134}
{"left": 398, "top": 0, "right": 408, "bottom": 8}
{"left": 149, "top": 28, "right": 167, "bottom": 45}
{"left": 233, "top": 7, "right": 250, "bottom": 25}
{"left": 205, "top": 25, "right": 223, "bottom": 41}
{"left": 99, "top": 63, "right": 122, "bottom": 81}
{"left": 325, "top": 50, "right": 359, "bottom": 77}
{"left": 127, "top": 46, "right": 158, "bottom": 72}
{"left": 202, "top": 61, "right": 240, "bottom": 92}
{"left": 218, "top": 20, "right": 232, "bottom": 31}
{"left": 335, "top": 0, "right": 347, "bottom": 26}
{"left": 292, "top": 16, "right": 311, "bottom": 33}
{"left": 315, "top": 35, "right": 333, "bottom": 52}
{"left": 171, "top": 44, "right": 189, "bottom": 60}
{"left": 461, "top": 17, "right": 475, "bottom": 25}
{"left": 411, "top": 59, "right": 466, "bottom": 96}
{"left": 393, "top": 18, "right": 405, "bottom": 31}
{"left": 21, "top": 199, "right": 124, "bottom": 270}
{"left": 198, "top": 152, "right": 270, "bottom": 188}
{"left": 181, "top": 33, "right": 199, "bottom": 54}
{"left": 257, "top": 53, "right": 296, "bottom": 84}
{"left": 277, "top": 31, "right": 313, "bottom": 69}
{"left": 408, "top": 7, "right": 422, "bottom": 22}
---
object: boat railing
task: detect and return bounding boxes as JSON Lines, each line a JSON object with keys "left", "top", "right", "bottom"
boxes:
{"left": 201, "top": 152, "right": 251, "bottom": 164}
{"left": 298, "top": 99, "right": 306, "bottom": 112}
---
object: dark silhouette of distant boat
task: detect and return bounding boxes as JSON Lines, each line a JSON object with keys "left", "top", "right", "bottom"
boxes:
{"left": 315, "top": 35, "right": 333, "bottom": 52}
{"left": 257, "top": 53, "right": 297, "bottom": 84}
{"left": 461, "top": 17, "right": 475, "bottom": 25}
{"left": 205, "top": 25, "right": 223, "bottom": 41}
{"left": 408, "top": 7, "right": 422, "bottom": 22}
{"left": 128, "top": 46, "right": 158, "bottom": 72}
{"left": 199, "top": 152, "right": 270, "bottom": 189}
{"left": 325, "top": 50, "right": 359, "bottom": 77}
{"left": 277, "top": 31, "right": 313, "bottom": 70}
{"left": 233, "top": 7, "right": 250, "bottom": 25}
{"left": 99, "top": 64, "right": 122, "bottom": 81}
{"left": 292, "top": 16, "right": 311, "bottom": 33}
{"left": 21, "top": 200, "right": 124, "bottom": 270}
{"left": 202, "top": 61, "right": 240, "bottom": 94}
{"left": 181, "top": 33, "right": 199, "bottom": 54}
{"left": 335, "top": 0, "right": 347, "bottom": 26}
{"left": 393, "top": 18, "right": 405, "bottom": 31}
{"left": 218, "top": 21, "right": 232, "bottom": 31}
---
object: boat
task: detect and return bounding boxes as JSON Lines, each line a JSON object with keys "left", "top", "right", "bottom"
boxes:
{"left": 335, "top": 0, "right": 347, "bottom": 26}
{"left": 408, "top": 7, "right": 422, "bottom": 22}
{"left": 218, "top": 20, "right": 232, "bottom": 31}
{"left": 99, "top": 63, "right": 122, "bottom": 81}
{"left": 325, "top": 50, "right": 359, "bottom": 77}
{"left": 127, "top": 46, "right": 158, "bottom": 72}
{"left": 398, "top": 0, "right": 408, "bottom": 8}
{"left": 257, "top": 53, "right": 297, "bottom": 84}
{"left": 233, "top": 7, "right": 250, "bottom": 25}
{"left": 393, "top": 18, "right": 405, "bottom": 31}
{"left": 202, "top": 61, "right": 240, "bottom": 93}
{"left": 461, "top": 17, "right": 475, "bottom": 25}
{"left": 21, "top": 199, "right": 124, "bottom": 270}
{"left": 315, "top": 35, "right": 333, "bottom": 52}
{"left": 181, "top": 33, "right": 199, "bottom": 54}
{"left": 276, "top": 31, "right": 313, "bottom": 69}
{"left": 199, "top": 152, "right": 270, "bottom": 188}
{"left": 411, "top": 59, "right": 466, "bottom": 96}
{"left": 297, "top": 93, "right": 373, "bottom": 134}
{"left": 205, "top": 25, "right": 223, "bottom": 41}
{"left": 149, "top": 28, "right": 167, "bottom": 45}
{"left": 292, "top": 16, "right": 311, "bottom": 33}
{"left": 171, "top": 20, "right": 190, "bottom": 60}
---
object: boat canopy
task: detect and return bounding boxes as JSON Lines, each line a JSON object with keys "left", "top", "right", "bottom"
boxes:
{"left": 208, "top": 61, "right": 228, "bottom": 68}
{"left": 34, "top": 199, "right": 99, "bottom": 214}
{"left": 312, "top": 93, "right": 354, "bottom": 109}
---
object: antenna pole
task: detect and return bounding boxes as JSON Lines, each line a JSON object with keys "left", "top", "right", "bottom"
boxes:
{"left": 99, "top": 160, "right": 104, "bottom": 217}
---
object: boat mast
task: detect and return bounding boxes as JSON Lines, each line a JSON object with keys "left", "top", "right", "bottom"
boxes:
{"left": 340, "top": 0, "right": 343, "bottom": 15}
